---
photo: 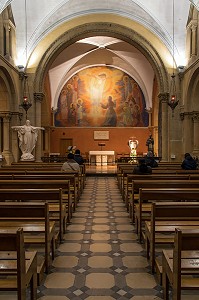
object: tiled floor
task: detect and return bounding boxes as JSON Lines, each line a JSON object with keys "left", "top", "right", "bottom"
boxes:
{"left": 1, "top": 175, "right": 199, "bottom": 299}
{"left": 38, "top": 176, "right": 162, "bottom": 300}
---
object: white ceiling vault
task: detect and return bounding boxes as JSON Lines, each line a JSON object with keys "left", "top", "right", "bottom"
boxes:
{"left": 0, "top": 0, "right": 198, "bottom": 109}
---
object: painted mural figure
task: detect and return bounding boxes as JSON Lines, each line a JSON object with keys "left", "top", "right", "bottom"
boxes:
{"left": 76, "top": 98, "right": 84, "bottom": 126}
{"left": 123, "top": 101, "right": 133, "bottom": 126}
{"left": 54, "top": 66, "right": 148, "bottom": 128}
{"left": 129, "top": 96, "right": 141, "bottom": 126}
{"left": 101, "top": 95, "right": 117, "bottom": 126}
{"left": 89, "top": 73, "right": 107, "bottom": 112}
{"left": 122, "top": 75, "right": 132, "bottom": 101}
{"left": 12, "top": 120, "right": 44, "bottom": 161}
{"left": 68, "top": 103, "right": 76, "bottom": 125}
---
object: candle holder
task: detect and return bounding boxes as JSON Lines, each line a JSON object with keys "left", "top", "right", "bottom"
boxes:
{"left": 20, "top": 74, "right": 32, "bottom": 119}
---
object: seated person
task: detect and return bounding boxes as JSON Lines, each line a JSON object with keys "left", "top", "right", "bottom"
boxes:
{"left": 74, "top": 149, "right": 84, "bottom": 165}
{"left": 61, "top": 153, "right": 80, "bottom": 172}
{"left": 181, "top": 152, "right": 197, "bottom": 170}
{"left": 145, "top": 151, "right": 158, "bottom": 168}
{"left": 133, "top": 158, "right": 152, "bottom": 174}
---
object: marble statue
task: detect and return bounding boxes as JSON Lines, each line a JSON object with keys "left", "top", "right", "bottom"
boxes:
{"left": 12, "top": 120, "right": 44, "bottom": 161}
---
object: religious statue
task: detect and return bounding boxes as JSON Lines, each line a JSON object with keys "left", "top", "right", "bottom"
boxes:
{"left": 12, "top": 120, "right": 44, "bottom": 161}
{"left": 128, "top": 136, "right": 139, "bottom": 158}
{"left": 146, "top": 134, "right": 154, "bottom": 153}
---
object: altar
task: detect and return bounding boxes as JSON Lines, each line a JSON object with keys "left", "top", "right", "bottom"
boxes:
{"left": 89, "top": 151, "right": 115, "bottom": 165}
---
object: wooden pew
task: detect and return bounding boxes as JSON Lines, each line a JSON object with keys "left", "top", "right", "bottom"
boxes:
{"left": 130, "top": 179, "right": 198, "bottom": 222}
{"left": 145, "top": 202, "right": 199, "bottom": 274}
{"left": 162, "top": 228, "right": 199, "bottom": 300}
{"left": 24, "top": 172, "right": 80, "bottom": 209}
{"left": 0, "top": 188, "right": 64, "bottom": 241}
{"left": 0, "top": 179, "right": 73, "bottom": 223}
{"left": 136, "top": 188, "right": 199, "bottom": 243}
{"left": 0, "top": 228, "right": 37, "bottom": 300}
{"left": 0, "top": 202, "right": 55, "bottom": 279}
{"left": 125, "top": 175, "right": 190, "bottom": 212}
{"left": 120, "top": 171, "right": 190, "bottom": 202}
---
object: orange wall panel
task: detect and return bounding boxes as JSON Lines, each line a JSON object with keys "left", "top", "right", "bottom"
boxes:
{"left": 50, "top": 127, "right": 151, "bottom": 155}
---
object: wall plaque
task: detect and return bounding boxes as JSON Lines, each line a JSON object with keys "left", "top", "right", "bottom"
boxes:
{"left": 94, "top": 131, "right": 109, "bottom": 140}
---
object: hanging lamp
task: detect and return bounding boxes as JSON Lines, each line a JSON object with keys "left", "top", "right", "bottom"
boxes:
{"left": 20, "top": 0, "right": 32, "bottom": 119}
{"left": 167, "top": 0, "right": 179, "bottom": 113}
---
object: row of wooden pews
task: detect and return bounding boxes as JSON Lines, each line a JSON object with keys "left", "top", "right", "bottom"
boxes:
{"left": 117, "top": 163, "right": 199, "bottom": 299}
{"left": 0, "top": 163, "right": 86, "bottom": 299}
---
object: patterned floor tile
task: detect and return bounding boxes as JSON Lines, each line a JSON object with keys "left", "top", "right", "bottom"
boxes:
{"left": 36, "top": 176, "right": 164, "bottom": 299}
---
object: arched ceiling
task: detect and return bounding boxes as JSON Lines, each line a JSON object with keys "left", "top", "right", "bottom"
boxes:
{"left": 48, "top": 36, "right": 154, "bottom": 110}
{"left": 0, "top": 0, "right": 195, "bottom": 67}
{"left": 1, "top": 0, "right": 197, "bottom": 110}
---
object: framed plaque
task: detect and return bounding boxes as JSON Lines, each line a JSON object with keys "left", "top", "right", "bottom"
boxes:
{"left": 94, "top": 131, "right": 109, "bottom": 140}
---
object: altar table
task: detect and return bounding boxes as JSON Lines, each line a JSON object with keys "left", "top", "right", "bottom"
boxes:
{"left": 89, "top": 151, "right": 115, "bottom": 165}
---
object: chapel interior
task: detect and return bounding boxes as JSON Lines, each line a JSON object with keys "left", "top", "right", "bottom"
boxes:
{"left": 1, "top": 1, "right": 199, "bottom": 300}
{"left": 0, "top": 0, "right": 199, "bottom": 164}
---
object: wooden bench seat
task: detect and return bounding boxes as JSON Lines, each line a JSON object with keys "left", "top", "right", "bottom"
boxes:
{"left": 125, "top": 175, "right": 190, "bottom": 210}
{"left": 0, "top": 228, "right": 37, "bottom": 300}
{"left": 0, "top": 188, "right": 64, "bottom": 241}
{"left": 135, "top": 188, "right": 199, "bottom": 243}
{"left": 162, "top": 228, "right": 199, "bottom": 300}
{"left": 122, "top": 174, "right": 190, "bottom": 205}
{"left": 130, "top": 179, "right": 199, "bottom": 222}
{"left": 0, "top": 202, "right": 55, "bottom": 281}
{"left": 19, "top": 173, "right": 80, "bottom": 210}
{"left": 117, "top": 165, "right": 185, "bottom": 196}
{"left": 145, "top": 202, "right": 199, "bottom": 274}
{"left": 0, "top": 179, "right": 73, "bottom": 223}
{"left": 25, "top": 170, "right": 83, "bottom": 201}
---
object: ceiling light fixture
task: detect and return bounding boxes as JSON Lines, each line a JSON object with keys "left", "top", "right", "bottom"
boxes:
{"left": 20, "top": 0, "right": 32, "bottom": 119}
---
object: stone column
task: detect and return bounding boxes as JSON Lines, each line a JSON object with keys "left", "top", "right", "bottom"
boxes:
{"left": 191, "top": 23, "right": 197, "bottom": 57}
{"left": 180, "top": 112, "right": 193, "bottom": 155}
{"left": 192, "top": 113, "right": 199, "bottom": 156}
{"left": 4, "top": 21, "right": 10, "bottom": 57}
{"left": 153, "top": 126, "right": 158, "bottom": 157}
{"left": 34, "top": 92, "right": 45, "bottom": 162}
{"left": 0, "top": 113, "right": 13, "bottom": 165}
{"left": 158, "top": 93, "right": 169, "bottom": 161}
{"left": 44, "top": 126, "right": 50, "bottom": 155}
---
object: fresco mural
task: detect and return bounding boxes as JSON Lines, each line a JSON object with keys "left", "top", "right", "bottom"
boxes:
{"left": 54, "top": 66, "right": 149, "bottom": 127}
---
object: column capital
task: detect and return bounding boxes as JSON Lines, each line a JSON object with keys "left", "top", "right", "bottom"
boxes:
{"left": 192, "top": 112, "right": 199, "bottom": 122}
{"left": 34, "top": 92, "right": 45, "bottom": 102}
{"left": 0, "top": 112, "right": 11, "bottom": 120}
{"left": 158, "top": 92, "right": 169, "bottom": 103}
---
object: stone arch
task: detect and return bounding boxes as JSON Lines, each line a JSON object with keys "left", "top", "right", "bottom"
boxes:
{"left": 33, "top": 23, "right": 169, "bottom": 96}
{"left": 186, "top": 68, "right": 199, "bottom": 112}
{"left": 0, "top": 66, "right": 16, "bottom": 111}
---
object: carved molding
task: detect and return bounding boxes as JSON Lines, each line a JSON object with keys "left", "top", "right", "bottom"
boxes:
{"left": 158, "top": 92, "right": 169, "bottom": 103}
{"left": 34, "top": 92, "right": 45, "bottom": 102}
{"left": 192, "top": 113, "right": 199, "bottom": 122}
{"left": 180, "top": 111, "right": 199, "bottom": 121}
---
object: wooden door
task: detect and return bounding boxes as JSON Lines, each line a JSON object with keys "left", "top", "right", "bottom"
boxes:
{"left": 60, "top": 138, "right": 73, "bottom": 155}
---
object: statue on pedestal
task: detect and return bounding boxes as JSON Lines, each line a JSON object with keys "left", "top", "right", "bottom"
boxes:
{"left": 128, "top": 137, "right": 139, "bottom": 159}
{"left": 146, "top": 134, "right": 154, "bottom": 154}
{"left": 12, "top": 120, "right": 44, "bottom": 161}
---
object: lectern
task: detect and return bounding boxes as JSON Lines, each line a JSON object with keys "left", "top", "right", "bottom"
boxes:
{"left": 98, "top": 143, "right": 105, "bottom": 151}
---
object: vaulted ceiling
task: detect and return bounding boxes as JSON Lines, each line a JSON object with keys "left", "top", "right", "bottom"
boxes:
{"left": 1, "top": 0, "right": 198, "bottom": 109}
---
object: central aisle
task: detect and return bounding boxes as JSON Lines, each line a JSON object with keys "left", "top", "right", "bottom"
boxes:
{"left": 38, "top": 176, "right": 162, "bottom": 300}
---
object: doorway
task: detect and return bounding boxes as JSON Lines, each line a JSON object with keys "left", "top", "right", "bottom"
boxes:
{"left": 60, "top": 138, "right": 73, "bottom": 155}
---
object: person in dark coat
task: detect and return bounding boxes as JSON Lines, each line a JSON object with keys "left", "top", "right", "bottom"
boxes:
{"left": 145, "top": 151, "right": 158, "bottom": 168}
{"left": 181, "top": 153, "right": 197, "bottom": 170}
{"left": 133, "top": 158, "right": 152, "bottom": 174}
{"left": 74, "top": 149, "right": 84, "bottom": 165}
